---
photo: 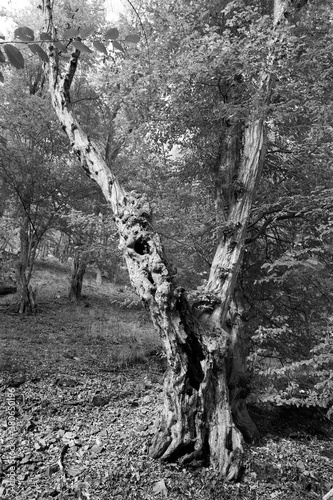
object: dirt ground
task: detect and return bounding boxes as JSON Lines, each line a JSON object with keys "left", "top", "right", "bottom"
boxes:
{"left": 0, "top": 261, "right": 332, "bottom": 499}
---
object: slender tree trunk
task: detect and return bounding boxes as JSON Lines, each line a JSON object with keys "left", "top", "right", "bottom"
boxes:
{"left": 95, "top": 267, "right": 102, "bottom": 286}
{"left": 43, "top": 0, "right": 305, "bottom": 478}
{"left": 68, "top": 249, "right": 88, "bottom": 301}
{"left": 15, "top": 217, "right": 37, "bottom": 314}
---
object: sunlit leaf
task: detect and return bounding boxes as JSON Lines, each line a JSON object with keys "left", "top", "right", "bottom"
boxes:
{"left": 14, "top": 26, "right": 34, "bottom": 42}
{"left": 63, "top": 27, "right": 80, "bottom": 39}
{"left": 67, "top": 465, "right": 86, "bottom": 477}
{"left": 0, "top": 71, "right": 3, "bottom": 83}
{"left": 153, "top": 479, "right": 167, "bottom": 497}
{"left": 125, "top": 34, "right": 140, "bottom": 43}
{"left": 72, "top": 41, "right": 92, "bottom": 53}
{"left": 54, "top": 41, "right": 68, "bottom": 52}
{"left": 28, "top": 44, "right": 49, "bottom": 63}
{"left": 93, "top": 41, "right": 108, "bottom": 55}
{"left": 105, "top": 28, "right": 119, "bottom": 40}
{"left": 3, "top": 44, "right": 24, "bottom": 69}
{"left": 111, "top": 40, "right": 124, "bottom": 53}
{"left": 40, "top": 32, "right": 51, "bottom": 41}
{"left": 0, "top": 49, "right": 5, "bottom": 64}
{"left": 91, "top": 444, "right": 104, "bottom": 454}
{"left": 80, "top": 25, "right": 95, "bottom": 38}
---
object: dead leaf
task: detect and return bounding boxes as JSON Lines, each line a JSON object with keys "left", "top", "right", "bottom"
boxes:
{"left": 34, "top": 438, "right": 46, "bottom": 450}
{"left": 91, "top": 444, "right": 104, "bottom": 454}
{"left": 92, "top": 395, "right": 109, "bottom": 407}
{"left": 67, "top": 465, "right": 86, "bottom": 477}
{"left": 45, "top": 464, "right": 59, "bottom": 477}
{"left": 63, "top": 431, "right": 76, "bottom": 441}
{"left": 296, "top": 460, "right": 306, "bottom": 473}
{"left": 153, "top": 479, "right": 167, "bottom": 497}
{"left": 20, "top": 455, "right": 31, "bottom": 464}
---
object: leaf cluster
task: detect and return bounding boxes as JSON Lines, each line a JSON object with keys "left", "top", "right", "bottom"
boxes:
{"left": 0, "top": 18, "right": 140, "bottom": 81}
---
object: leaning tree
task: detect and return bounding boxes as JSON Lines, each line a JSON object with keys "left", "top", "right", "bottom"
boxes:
{"left": 0, "top": 0, "right": 312, "bottom": 478}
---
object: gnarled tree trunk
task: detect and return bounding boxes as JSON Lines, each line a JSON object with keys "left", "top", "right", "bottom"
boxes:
{"left": 43, "top": 0, "right": 304, "bottom": 478}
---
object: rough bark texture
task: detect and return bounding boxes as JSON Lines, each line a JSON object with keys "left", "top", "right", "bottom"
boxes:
{"left": 68, "top": 249, "right": 89, "bottom": 302}
{"left": 69, "top": 250, "right": 87, "bottom": 302}
{"left": 148, "top": 294, "right": 243, "bottom": 479}
{"left": 202, "top": 0, "right": 297, "bottom": 441}
{"left": 227, "top": 296, "right": 260, "bottom": 443}
{"left": 15, "top": 217, "right": 37, "bottom": 314}
{"left": 206, "top": 120, "right": 267, "bottom": 323}
{"left": 45, "top": 48, "right": 243, "bottom": 474}
{"left": 43, "top": 0, "right": 304, "bottom": 478}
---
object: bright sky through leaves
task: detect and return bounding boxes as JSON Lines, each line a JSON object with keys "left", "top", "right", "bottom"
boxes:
{"left": 0, "top": 0, "right": 125, "bottom": 39}
{"left": 0, "top": 0, "right": 125, "bottom": 18}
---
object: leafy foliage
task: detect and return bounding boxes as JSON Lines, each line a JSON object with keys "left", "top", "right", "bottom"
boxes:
{"left": 61, "top": 209, "right": 121, "bottom": 281}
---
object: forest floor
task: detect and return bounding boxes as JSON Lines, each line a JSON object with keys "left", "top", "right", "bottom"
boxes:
{"left": 0, "top": 260, "right": 332, "bottom": 500}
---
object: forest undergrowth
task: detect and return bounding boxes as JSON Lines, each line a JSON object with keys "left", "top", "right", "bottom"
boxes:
{"left": 0, "top": 261, "right": 332, "bottom": 499}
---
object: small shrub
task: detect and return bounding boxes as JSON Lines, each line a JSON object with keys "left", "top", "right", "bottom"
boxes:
{"left": 250, "top": 324, "right": 333, "bottom": 418}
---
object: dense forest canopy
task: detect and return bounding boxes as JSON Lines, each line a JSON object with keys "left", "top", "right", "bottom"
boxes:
{"left": 0, "top": 0, "right": 332, "bottom": 480}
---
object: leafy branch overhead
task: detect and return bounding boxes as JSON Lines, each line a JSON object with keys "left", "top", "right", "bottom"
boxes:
{"left": 0, "top": 24, "right": 140, "bottom": 74}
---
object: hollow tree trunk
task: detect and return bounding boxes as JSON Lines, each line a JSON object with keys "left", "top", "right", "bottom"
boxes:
{"left": 147, "top": 293, "right": 243, "bottom": 479}
{"left": 68, "top": 249, "right": 89, "bottom": 301}
{"left": 43, "top": 0, "right": 304, "bottom": 478}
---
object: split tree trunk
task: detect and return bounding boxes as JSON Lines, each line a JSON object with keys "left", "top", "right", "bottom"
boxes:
{"left": 46, "top": 57, "right": 243, "bottom": 475}
{"left": 43, "top": 0, "right": 302, "bottom": 478}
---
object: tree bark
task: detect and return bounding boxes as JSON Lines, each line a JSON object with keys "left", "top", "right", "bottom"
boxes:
{"left": 227, "top": 295, "right": 260, "bottom": 443}
{"left": 68, "top": 248, "right": 89, "bottom": 301}
{"left": 43, "top": 0, "right": 304, "bottom": 478}
{"left": 95, "top": 267, "right": 102, "bottom": 286}
{"left": 15, "top": 216, "right": 38, "bottom": 314}
{"left": 210, "top": 122, "right": 260, "bottom": 443}
{"left": 45, "top": 48, "right": 244, "bottom": 475}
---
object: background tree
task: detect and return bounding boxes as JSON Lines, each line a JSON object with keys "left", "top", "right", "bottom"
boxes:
{"left": 0, "top": 65, "right": 73, "bottom": 312}
{"left": 62, "top": 209, "right": 119, "bottom": 301}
